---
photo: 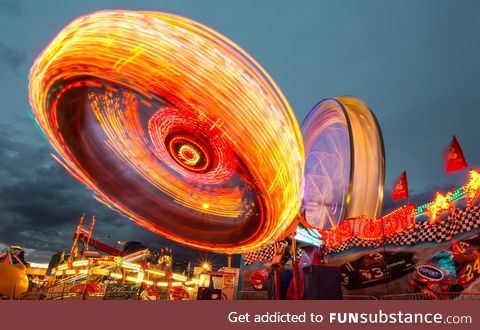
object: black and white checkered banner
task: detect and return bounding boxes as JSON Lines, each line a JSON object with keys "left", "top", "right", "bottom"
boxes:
{"left": 325, "top": 205, "right": 480, "bottom": 254}
{"left": 244, "top": 245, "right": 274, "bottom": 265}
{"left": 244, "top": 244, "right": 304, "bottom": 266}
{"left": 327, "top": 236, "right": 383, "bottom": 254}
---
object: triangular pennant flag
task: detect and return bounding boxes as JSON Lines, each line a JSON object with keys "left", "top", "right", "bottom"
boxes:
{"left": 445, "top": 135, "right": 468, "bottom": 173}
{"left": 392, "top": 170, "right": 409, "bottom": 201}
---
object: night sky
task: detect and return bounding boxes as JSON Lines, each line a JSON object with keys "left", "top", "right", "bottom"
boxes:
{"left": 1, "top": 0, "right": 479, "bottom": 267}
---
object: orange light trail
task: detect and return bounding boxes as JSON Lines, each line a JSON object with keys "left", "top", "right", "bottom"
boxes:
{"left": 427, "top": 192, "right": 454, "bottom": 224}
{"left": 29, "top": 10, "right": 304, "bottom": 253}
{"left": 464, "top": 168, "right": 480, "bottom": 208}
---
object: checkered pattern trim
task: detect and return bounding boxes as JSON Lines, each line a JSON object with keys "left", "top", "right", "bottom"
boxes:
{"left": 244, "top": 245, "right": 274, "bottom": 265}
{"left": 325, "top": 205, "right": 480, "bottom": 254}
{"left": 326, "top": 237, "right": 382, "bottom": 253}
{"left": 385, "top": 229, "right": 416, "bottom": 245}
{"left": 449, "top": 205, "right": 480, "bottom": 234}
{"left": 244, "top": 244, "right": 304, "bottom": 266}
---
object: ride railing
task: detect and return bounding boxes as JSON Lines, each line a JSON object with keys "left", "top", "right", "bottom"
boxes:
{"left": 442, "top": 292, "right": 480, "bottom": 300}
{"left": 381, "top": 292, "right": 480, "bottom": 300}
{"left": 238, "top": 291, "right": 269, "bottom": 300}
{"left": 20, "top": 290, "right": 141, "bottom": 300}
{"left": 236, "top": 292, "right": 480, "bottom": 300}
{"left": 19, "top": 289, "right": 480, "bottom": 300}
{"left": 343, "top": 295, "right": 378, "bottom": 300}
{"left": 237, "top": 292, "right": 378, "bottom": 300}
{"left": 381, "top": 293, "right": 438, "bottom": 300}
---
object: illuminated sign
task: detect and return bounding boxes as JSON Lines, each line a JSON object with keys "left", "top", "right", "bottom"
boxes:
{"left": 91, "top": 268, "right": 110, "bottom": 276}
{"left": 91, "top": 256, "right": 120, "bottom": 266}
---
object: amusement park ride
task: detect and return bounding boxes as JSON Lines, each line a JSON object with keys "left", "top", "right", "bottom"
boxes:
{"left": 6, "top": 9, "right": 473, "bottom": 300}
{"left": 1, "top": 212, "right": 239, "bottom": 300}
{"left": 36, "top": 214, "right": 237, "bottom": 300}
{"left": 0, "top": 247, "right": 30, "bottom": 298}
{"left": 0, "top": 8, "right": 477, "bottom": 301}
{"left": 24, "top": 10, "right": 386, "bottom": 300}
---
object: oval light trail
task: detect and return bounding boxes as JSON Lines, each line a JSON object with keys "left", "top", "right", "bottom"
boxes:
{"left": 29, "top": 10, "right": 304, "bottom": 253}
{"left": 301, "top": 97, "right": 385, "bottom": 230}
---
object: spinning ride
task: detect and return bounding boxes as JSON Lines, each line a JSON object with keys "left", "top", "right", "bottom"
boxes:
{"left": 29, "top": 11, "right": 304, "bottom": 253}
{"left": 301, "top": 97, "right": 385, "bottom": 230}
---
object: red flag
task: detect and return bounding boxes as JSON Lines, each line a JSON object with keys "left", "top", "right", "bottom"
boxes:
{"left": 445, "top": 135, "right": 468, "bottom": 173}
{"left": 392, "top": 170, "right": 409, "bottom": 201}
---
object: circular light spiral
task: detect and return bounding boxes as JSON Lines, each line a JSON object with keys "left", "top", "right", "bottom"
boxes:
{"left": 29, "top": 10, "right": 304, "bottom": 253}
{"left": 176, "top": 144, "right": 202, "bottom": 167}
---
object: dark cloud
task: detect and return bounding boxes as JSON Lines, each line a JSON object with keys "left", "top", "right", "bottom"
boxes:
{"left": 0, "top": 0, "right": 21, "bottom": 15}
{"left": 0, "top": 42, "right": 26, "bottom": 73}
{"left": 0, "top": 125, "right": 112, "bottom": 258}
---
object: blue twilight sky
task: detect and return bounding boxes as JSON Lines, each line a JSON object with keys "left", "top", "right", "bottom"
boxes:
{"left": 0, "top": 0, "right": 479, "bottom": 263}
